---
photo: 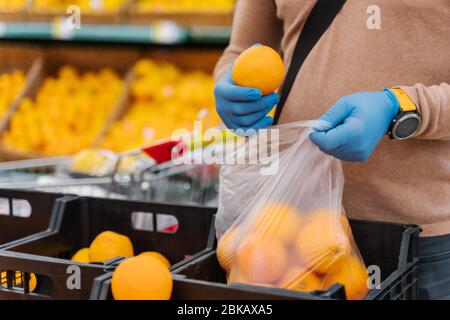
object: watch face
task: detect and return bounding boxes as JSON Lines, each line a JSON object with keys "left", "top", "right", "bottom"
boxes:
{"left": 394, "top": 115, "right": 421, "bottom": 139}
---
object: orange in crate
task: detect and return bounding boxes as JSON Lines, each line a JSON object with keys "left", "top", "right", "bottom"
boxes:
{"left": 111, "top": 255, "right": 172, "bottom": 300}
{"left": 234, "top": 236, "right": 287, "bottom": 285}
{"left": 89, "top": 231, "right": 134, "bottom": 263}
{"left": 249, "top": 202, "right": 302, "bottom": 245}
{"left": 139, "top": 251, "right": 171, "bottom": 269}
{"left": 278, "top": 266, "right": 323, "bottom": 292}
{"left": 323, "top": 255, "right": 369, "bottom": 300}
{"left": 295, "top": 209, "right": 351, "bottom": 274}
{"left": 216, "top": 227, "right": 238, "bottom": 272}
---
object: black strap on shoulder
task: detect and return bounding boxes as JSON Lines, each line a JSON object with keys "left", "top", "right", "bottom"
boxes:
{"left": 274, "top": 0, "right": 347, "bottom": 124}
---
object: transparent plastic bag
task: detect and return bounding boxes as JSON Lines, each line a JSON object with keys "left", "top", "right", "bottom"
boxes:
{"left": 215, "top": 121, "right": 369, "bottom": 300}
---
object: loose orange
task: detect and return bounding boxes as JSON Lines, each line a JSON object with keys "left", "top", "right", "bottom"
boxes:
{"left": 232, "top": 45, "right": 285, "bottom": 95}
{"left": 278, "top": 266, "right": 323, "bottom": 292}
{"left": 89, "top": 231, "right": 134, "bottom": 263}
{"left": 71, "top": 248, "right": 90, "bottom": 263}
{"left": 139, "top": 252, "right": 171, "bottom": 269}
{"left": 216, "top": 227, "right": 238, "bottom": 272}
{"left": 111, "top": 255, "right": 172, "bottom": 300}
{"left": 323, "top": 255, "right": 369, "bottom": 300}
{"left": 235, "top": 236, "right": 287, "bottom": 285}
{"left": 248, "top": 202, "right": 302, "bottom": 245}
{"left": 295, "top": 209, "right": 351, "bottom": 274}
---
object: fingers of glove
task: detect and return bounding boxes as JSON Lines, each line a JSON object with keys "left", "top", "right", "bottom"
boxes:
{"left": 229, "top": 103, "right": 276, "bottom": 127}
{"left": 309, "top": 122, "right": 354, "bottom": 152}
{"left": 215, "top": 67, "right": 262, "bottom": 102}
{"left": 233, "top": 116, "right": 274, "bottom": 136}
{"left": 230, "top": 93, "right": 279, "bottom": 115}
{"left": 317, "top": 99, "right": 354, "bottom": 131}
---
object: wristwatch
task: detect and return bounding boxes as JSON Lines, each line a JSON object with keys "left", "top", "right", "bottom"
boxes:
{"left": 386, "top": 87, "right": 421, "bottom": 140}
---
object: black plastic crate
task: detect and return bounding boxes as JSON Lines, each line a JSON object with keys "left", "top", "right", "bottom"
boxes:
{"left": 173, "top": 219, "right": 421, "bottom": 300}
{"left": 89, "top": 219, "right": 420, "bottom": 300}
{"left": 0, "top": 196, "right": 216, "bottom": 299}
{"left": 90, "top": 262, "right": 345, "bottom": 300}
{"left": 0, "top": 189, "right": 62, "bottom": 248}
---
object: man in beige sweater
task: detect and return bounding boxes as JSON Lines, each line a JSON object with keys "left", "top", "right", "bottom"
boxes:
{"left": 214, "top": 0, "right": 450, "bottom": 299}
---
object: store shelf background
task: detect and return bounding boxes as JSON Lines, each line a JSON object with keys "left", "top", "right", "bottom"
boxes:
{"left": 0, "top": 0, "right": 233, "bottom": 45}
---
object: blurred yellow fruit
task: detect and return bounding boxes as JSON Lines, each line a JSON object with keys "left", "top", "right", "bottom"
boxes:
{"left": 89, "top": 231, "right": 134, "bottom": 263}
{"left": 136, "top": 0, "right": 235, "bottom": 12}
{"left": 0, "top": 69, "right": 25, "bottom": 118}
{"left": 0, "top": 0, "right": 26, "bottom": 10}
{"left": 70, "top": 148, "right": 114, "bottom": 176}
{"left": 33, "top": 0, "right": 125, "bottom": 12}
{"left": 101, "top": 58, "right": 221, "bottom": 152}
{"left": 2, "top": 66, "right": 123, "bottom": 156}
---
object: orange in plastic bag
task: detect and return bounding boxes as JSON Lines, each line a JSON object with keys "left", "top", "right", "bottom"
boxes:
{"left": 215, "top": 121, "right": 369, "bottom": 300}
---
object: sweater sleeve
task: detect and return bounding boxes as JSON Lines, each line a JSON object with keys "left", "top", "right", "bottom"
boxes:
{"left": 213, "top": 0, "right": 283, "bottom": 81}
{"left": 400, "top": 83, "right": 450, "bottom": 140}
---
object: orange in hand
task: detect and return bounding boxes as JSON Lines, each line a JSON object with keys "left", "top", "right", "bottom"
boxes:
{"left": 232, "top": 45, "right": 285, "bottom": 95}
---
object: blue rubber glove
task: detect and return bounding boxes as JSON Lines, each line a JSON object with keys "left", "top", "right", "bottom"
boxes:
{"left": 309, "top": 90, "right": 400, "bottom": 162}
{"left": 214, "top": 65, "right": 279, "bottom": 133}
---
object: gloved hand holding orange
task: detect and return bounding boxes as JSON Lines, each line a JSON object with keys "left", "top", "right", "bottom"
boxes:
{"left": 214, "top": 45, "right": 285, "bottom": 133}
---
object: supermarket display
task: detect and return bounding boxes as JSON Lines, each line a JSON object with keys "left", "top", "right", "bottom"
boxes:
{"left": 3, "top": 66, "right": 124, "bottom": 156}
{"left": 32, "top": 0, "right": 126, "bottom": 12}
{"left": 215, "top": 121, "right": 368, "bottom": 300}
{"left": 133, "top": 0, "right": 235, "bottom": 13}
{"left": 0, "top": 0, "right": 25, "bottom": 10}
{"left": 0, "top": 69, "right": 25, "bottom": 119}
{"left": 100, "top": 58, "right": 220, "bottom": 152}
{"left": 0, "top": 0, "right": 235, "bottom": 28}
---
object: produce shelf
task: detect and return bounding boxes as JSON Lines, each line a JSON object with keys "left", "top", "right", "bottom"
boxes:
{"left": 0, "top": 21, "right": 231, "bottom": 45}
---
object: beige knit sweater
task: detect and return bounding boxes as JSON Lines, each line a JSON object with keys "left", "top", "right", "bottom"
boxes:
{"left": 215, "top": 0, "right": 450, "bottom": 236}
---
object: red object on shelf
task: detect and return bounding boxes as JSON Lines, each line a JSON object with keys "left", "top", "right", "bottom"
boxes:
{"left": 142, "top": 140, "right": 185, "bottom": 164}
